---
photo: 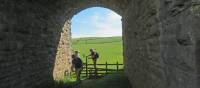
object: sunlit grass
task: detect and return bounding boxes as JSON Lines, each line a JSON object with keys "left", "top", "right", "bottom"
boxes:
{"left": 72, "top": 36, "right": 123, "bottom": 64}
{"left": 52, "top": 72, "right": 131, "bottom": 88}
{"left": 51, "top": 36, "right": 126, "bottom": 88}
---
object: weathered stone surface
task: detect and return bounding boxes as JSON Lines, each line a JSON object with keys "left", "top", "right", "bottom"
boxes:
{"left": 123, "top": 0, "right": 165, "bottom": 88}
{"left": 53, "top": 20, "right": 72, "bottom": 80}
{"left": 0, "top": 0, "right": 200, "bottom": 88}
{"left": 160, "top": 0, "right": 200, "bottom": 88}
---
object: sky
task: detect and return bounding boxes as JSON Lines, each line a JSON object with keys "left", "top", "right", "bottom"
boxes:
{"left": 71, "top": 7, "right": 122, "bottom": 38}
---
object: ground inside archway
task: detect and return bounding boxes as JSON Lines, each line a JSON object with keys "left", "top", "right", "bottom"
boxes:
{"left": 79, "top": 73, "right": 131, "bottom": 88}
{"left": 54, "top": 72, "right": 131, "bottom": 88}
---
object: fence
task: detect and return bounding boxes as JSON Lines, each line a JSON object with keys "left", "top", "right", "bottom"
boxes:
{"left": 81, "top": 57, "right": 124, "bottom": 77}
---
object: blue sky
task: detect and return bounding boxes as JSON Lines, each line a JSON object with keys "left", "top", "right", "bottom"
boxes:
{"left": 71, "top": 7, "right": 122, "bottom": 38}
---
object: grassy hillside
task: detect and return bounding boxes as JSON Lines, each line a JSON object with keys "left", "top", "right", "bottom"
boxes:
{"left": 72, "top": 36, "right": 123, "bottom": 64}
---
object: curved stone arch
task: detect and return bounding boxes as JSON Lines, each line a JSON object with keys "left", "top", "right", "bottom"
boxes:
{"left": 63, "top": 0, "right": 130, "bottom": 19}
{"left": 53, "top": 0, "right": 128, "bottom": 81}
{"left": 2, "top": 0, "right": 200, "bottom": 88}
{"left": 55, "top": 1, "right": 164, "bottom": 88}
{"left": 70, "top": 6, "right": 122, "bottom": 19}
{"left": 0, "top": 0, "right": 162, "bottom": 88}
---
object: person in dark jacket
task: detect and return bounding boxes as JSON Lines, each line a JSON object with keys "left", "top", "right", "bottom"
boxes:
{"left": 72, "top": 51, "right": 83, "bottom": 82}
{"left": 87, "top": 48, "right": 99, "bottom": 77}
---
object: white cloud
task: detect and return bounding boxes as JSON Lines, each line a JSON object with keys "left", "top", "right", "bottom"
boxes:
{"left": 71, "top": 9, "right": 122, "bottom": 38}
{"left": 107, "top": 12, "right": 122, "bottom": 21}
{"left": 90, "top": 11, "right": 122, "bottom": 37}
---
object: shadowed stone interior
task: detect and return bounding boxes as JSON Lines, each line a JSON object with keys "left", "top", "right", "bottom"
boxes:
{"left": 0, "top": 0, "right": 200, "bottom": 88}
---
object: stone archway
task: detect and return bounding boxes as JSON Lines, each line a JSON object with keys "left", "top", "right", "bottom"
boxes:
{"left": 59, "top": 1, "right": 164, "bottom": 88}
{"left": 1, "top": 0, "right": 200, "bottom": 88}
{"left": 53, "top": 0, "right": 127, "bottom": 81}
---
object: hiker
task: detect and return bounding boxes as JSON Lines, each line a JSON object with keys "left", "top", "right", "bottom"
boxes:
{"left": 87, "top": 48, "right": 99, "bottom": 77}
{"left": 72, "top": 51, "right": 83, "bottom": 83}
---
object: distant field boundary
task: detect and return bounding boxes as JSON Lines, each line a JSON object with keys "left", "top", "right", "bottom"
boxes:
{"left": 72, "top": 37, "right": 122, "bottom": 45}
{"left": 76, "top": 41, "right": 122, "bottom": 44}
{"left": 72, "top": 36, "right": 122, "bottom": 40}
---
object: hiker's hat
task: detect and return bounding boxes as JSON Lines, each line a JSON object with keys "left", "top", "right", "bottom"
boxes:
{"left": 90, "top": 48, "right": 94, "bottom": 51}
{"left": 74, "top": 50, "right": 80, "bottom": 53}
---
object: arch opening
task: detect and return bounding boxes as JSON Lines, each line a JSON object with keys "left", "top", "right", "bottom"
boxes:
{"left": 53, "top": 1, "right": 163, "bottom": 88}
{"left": 52, "top": 1, "right": 127, "bottom": 82}
{"left": 71, "top": 7, "right": 124, "bottom": 81}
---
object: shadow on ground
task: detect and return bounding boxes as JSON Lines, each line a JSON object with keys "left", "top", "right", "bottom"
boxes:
{"left": 50, "top": 72, "right": 131, "bottom": 88}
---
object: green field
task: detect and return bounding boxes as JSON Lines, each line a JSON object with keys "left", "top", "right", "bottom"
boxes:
{"left": 61, "top": 37, "right": 124, "bottom": 82}
{"left": 72, "top": 36, "right": 123, "bottom": 64}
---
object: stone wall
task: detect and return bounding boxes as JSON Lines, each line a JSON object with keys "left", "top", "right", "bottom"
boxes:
{"left": 123, "top": 0, "right": 165, "bottom": 88}
{"left": 53, "top": 20, "right": 72, "bottom": 80}
{"left": 0, "top": 0, "right": 127, "bottom": 87}
{"left": 0, "top": 0, "right": 71, "bottom": 87}
{"left": 1, "top": 0, "right": 200, "bottom": 88}
{"left": 160, "top": 0, "right": 200, "bottom": 88}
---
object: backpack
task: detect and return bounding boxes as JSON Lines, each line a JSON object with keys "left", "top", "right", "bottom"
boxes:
{"left": 73, "top": 57, "right": 83, "bottom": 68}
{"left": 95, "top": 52, "right": 99, "bottom": 59}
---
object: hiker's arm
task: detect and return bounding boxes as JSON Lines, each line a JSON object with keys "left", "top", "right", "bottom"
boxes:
{"left": 86, "top": 54, "right": 92, "bottom": 59}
